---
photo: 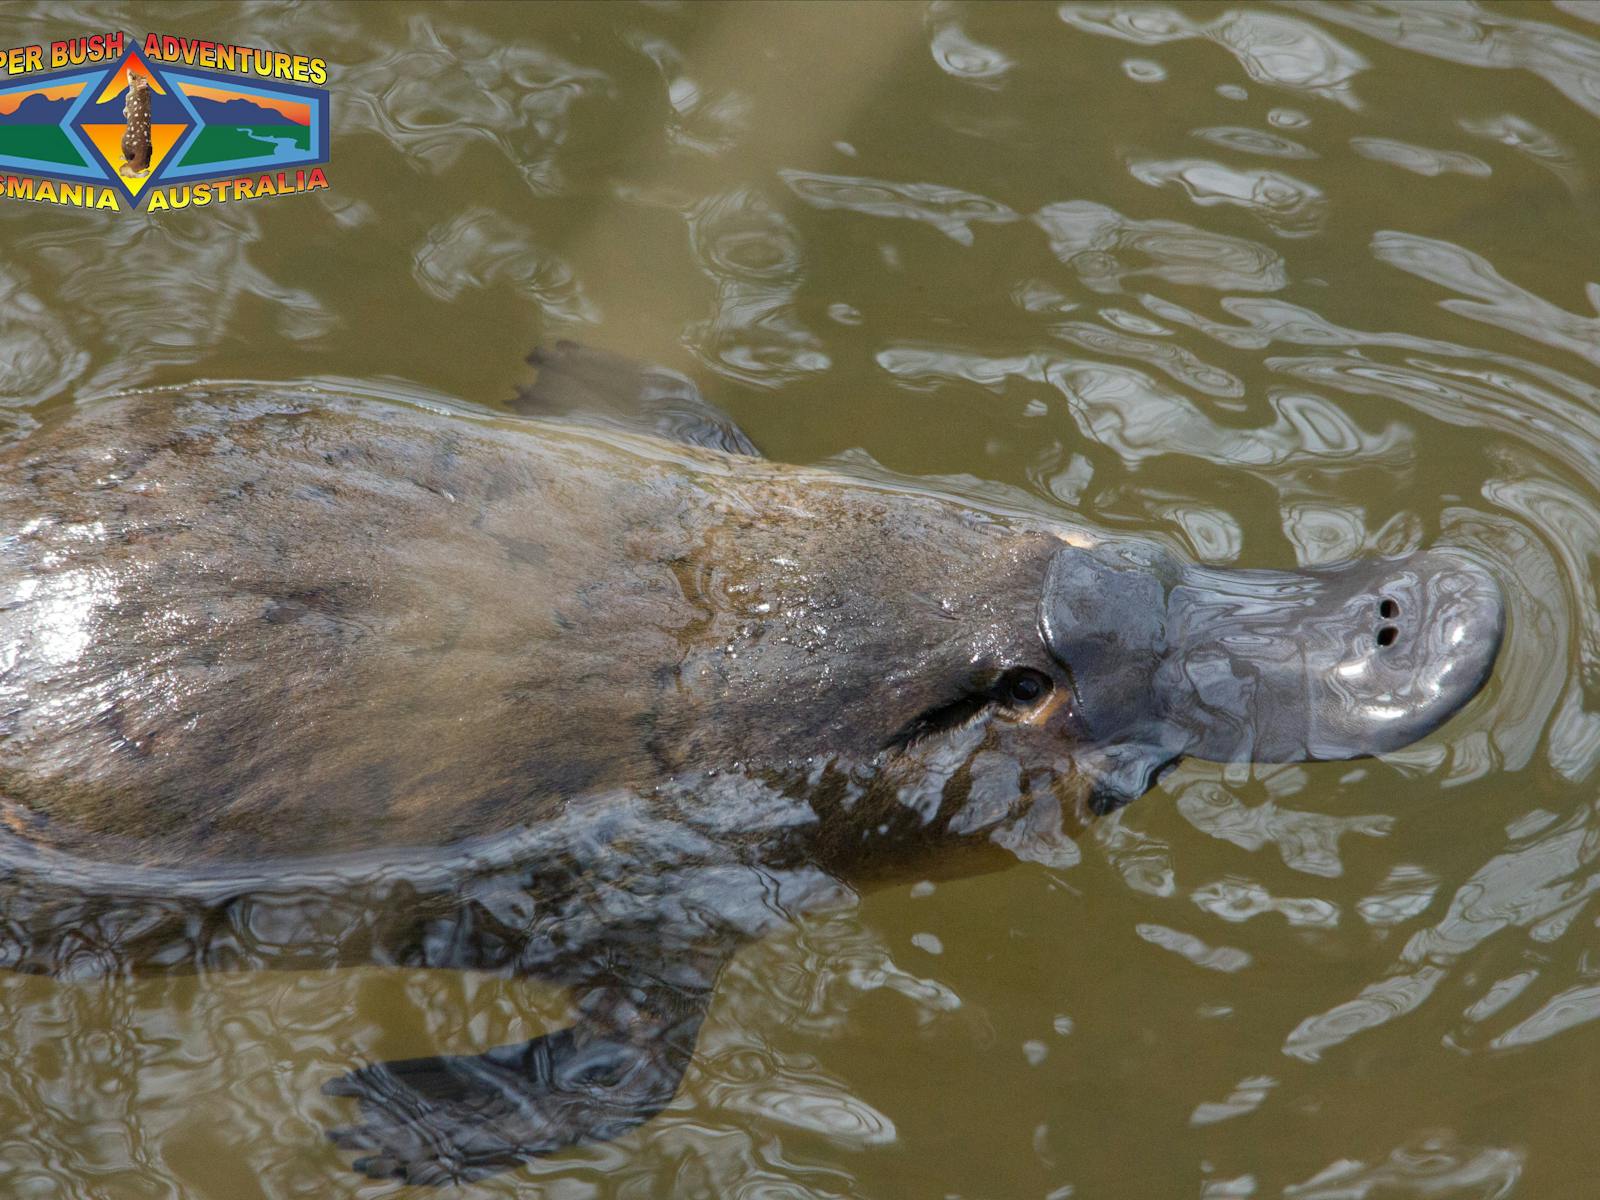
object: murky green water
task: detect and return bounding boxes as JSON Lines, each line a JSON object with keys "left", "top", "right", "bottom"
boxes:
{"left": 3, "top": 0, "right": 1600, "bottom": 1195}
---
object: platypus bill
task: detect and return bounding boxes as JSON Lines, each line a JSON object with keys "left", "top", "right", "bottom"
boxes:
{"left": 0, "top": 343, "right": 1504, "bottom": 1183}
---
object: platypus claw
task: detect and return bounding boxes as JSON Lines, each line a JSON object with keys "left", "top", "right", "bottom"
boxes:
{"left": 324, "top": 1022, "right": 692, "bottom": 1184}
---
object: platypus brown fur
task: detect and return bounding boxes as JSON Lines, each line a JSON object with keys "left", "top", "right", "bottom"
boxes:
{"left": 0, "top": 343, "right": 1504, "bottom": 1183}
{"left": 0, "top": 374, "right": 1080, "bottom": 871}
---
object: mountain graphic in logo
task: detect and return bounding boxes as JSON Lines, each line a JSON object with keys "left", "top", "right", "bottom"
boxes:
{"left": 167, "top": 84, "right": 313, "bottom": 171}
{"left": 7, "top": 92, "right": 74, "bottom": 124}
{"left": 0, "top": 82, "right": 91, "bottom": 169}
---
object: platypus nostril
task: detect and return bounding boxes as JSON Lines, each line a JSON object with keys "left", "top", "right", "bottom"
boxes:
{"left": 1377, "top": 625, "right": 1399, "bottom": 647}
{"left": 1378, "top": 598, "right": 1399, "bottom": 620}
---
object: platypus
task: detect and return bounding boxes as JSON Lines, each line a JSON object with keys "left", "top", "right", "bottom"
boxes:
{"left": 118, "top": 73, "right": 152, "bottom": 177}
{"left": 0, "top": 344, "right": 1504, "bottom": 1183}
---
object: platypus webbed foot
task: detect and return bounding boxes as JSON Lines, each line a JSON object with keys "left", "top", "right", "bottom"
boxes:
{"left": 1041, "top": 543, "right": 1505, "bottom": 808}
{"left": 325, "top": 988, "right": 708, "bottom": 1184}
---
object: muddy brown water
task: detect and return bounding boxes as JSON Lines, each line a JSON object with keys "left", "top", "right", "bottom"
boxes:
{"left": 2, "top": 1, "right": 1600, "bottom": 1196}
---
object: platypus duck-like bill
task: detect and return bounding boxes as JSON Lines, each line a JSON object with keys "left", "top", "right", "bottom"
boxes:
{"left": 1040, "top": 541, "right": 1505, "bottom": 804}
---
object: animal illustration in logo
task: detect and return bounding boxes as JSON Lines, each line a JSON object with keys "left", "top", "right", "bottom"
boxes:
{"left": 118, "top": 72, "right": 150, "bottom": 176}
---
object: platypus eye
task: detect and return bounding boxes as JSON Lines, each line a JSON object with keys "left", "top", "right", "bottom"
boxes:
{"left": 1000, "top": 667, "right": 1051, "bottom": 707}
{"left": 885, "top": 667, "right": 1057, "bottom": 751}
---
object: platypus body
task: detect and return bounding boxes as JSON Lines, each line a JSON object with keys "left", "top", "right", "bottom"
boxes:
{"left": 0, "top": 345, "right": 1504, "bottom": 1183}
{"left": 118, "top": 73, "right": 152, "bottom": 177}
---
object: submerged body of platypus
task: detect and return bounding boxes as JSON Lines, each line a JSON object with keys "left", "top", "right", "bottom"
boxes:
{"left": 0, "top": 344, "right": 1503, "bottom": 1183}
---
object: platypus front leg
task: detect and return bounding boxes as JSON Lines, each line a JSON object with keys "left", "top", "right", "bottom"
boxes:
{"left": 323, "top": 960, "right": 722, "bottom": 1185}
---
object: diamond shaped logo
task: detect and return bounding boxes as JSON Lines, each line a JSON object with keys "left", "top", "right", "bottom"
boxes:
{"left": 71, "top": 49, "right": 188, "bottom": 202}
{"left": 0, "top": 40, "right": 329, "bottom": 212}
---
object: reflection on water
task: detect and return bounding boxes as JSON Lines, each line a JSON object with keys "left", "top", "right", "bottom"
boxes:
{"left": 2, "top": 0, "right": 1600, "bottom": 1194}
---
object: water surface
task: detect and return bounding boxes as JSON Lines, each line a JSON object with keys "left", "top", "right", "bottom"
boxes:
{"left": 2, "top": 1, "right": 1600, "bottom": 1196}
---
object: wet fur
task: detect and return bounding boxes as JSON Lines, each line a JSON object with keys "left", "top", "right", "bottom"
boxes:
{"left": 0, "top": 378, "right": 1093, "bottom": 1181}
{"left": 0, "top": 386, "right": 1078, "bottom": 869}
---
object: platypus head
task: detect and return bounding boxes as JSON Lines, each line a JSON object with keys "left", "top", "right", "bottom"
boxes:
{"left": 1036, "top": 541, "right": 1505, "bottom": 810}
{"left": 801, "top": 526, "right": 1503, "bottom": 869}
{"left": 663, "top": 478, "right": 1503, "bottom": 871}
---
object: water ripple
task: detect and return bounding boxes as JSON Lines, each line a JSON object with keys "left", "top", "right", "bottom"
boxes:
{"left": 0, "top": 268, "right": 86, "bottom": 417}
{"left": 688, "top": 188, "right": 830, "bottom": 387}
{"left": 337, "top": 11, "right": 613, "bottom": 188}
{"left": 1285, "top": 1134, "right": 1523, "bottom": 1199}
{"left": 1190, "top": 880, "right": 1340, "bottom": 929}
{"left": 14, "top": 210, "right": 336, "bottom": 397}
{"left": 412, "top": 207, "right": 598, "bottom": 324}
{"left": 1356, "top": 865, "right": 1440, "bottom": 928}
{"left": 1032, "top": 200, "right": 1288, "bottom": 292}
{"left": 1058, "top": 4, "right": 1369, "bottom": 107}
{"left": 1193, "top": 125, "right": 1319, "bottom": 159}
{"left": 1373, "top": 230, "right": 1600, "bottom": 370}
{"left": 872, "top": 343, "right": 1410, "bottom": 473}
{"left": 1052, "top": 319, "right": 1246, "bottom": 399}
{"left": 781, "top": 170, "right": 1018, "bottom": 246}
{"left": 1458, "top": 113, "right": 1582, "bottom": 188}
{"left": 1127, "top": 158, "right": 1328, "bottom": 238}
{"left": 627, "top": 29, "right": 751, "bottom": 156}
{"left": 1176, "top": 781, "right": 1391, "bottom": 878}
{"left": 1189, "top": 1074, "right": 1274, "bottom": 1126}
{"left": 1492, "top": 982, "right": 1600, "bottom": 1049}
{"left": 927, "top": 0, "right": 1015, "bottom": 87}
{"left": 1136, "top": 923, "right": 1253, "bottom": 974}
{"left": 1349, "top": 137, "right": 1492, "bottom": 178}
{"left": 1305, "top": 0, "right": 1600, "bottom": 124}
